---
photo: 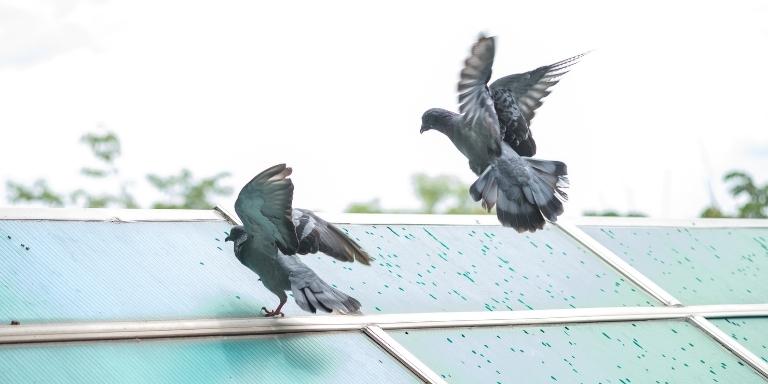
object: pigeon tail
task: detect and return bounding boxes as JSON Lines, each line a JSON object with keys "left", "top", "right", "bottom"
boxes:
{"left": 291, "top": 277, "right": 362, "bottom": 315}
{"left": 470, "top": 158, "right": 568, "bottom": 233}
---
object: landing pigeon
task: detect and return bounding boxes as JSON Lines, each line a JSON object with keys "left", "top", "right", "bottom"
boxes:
{"left": 421, "top": 35, "right": 582, "bottom": 232}
{"left": 225, "top": 164, "right": 371, "bottom": 317}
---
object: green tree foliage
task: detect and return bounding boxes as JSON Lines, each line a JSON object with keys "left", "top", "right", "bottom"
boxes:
{"left": 5, "top": 131, "right": 231, "bottom": 209}
{"left": 345, "top": 199, "right": 385, "bottom": 213}
{"left": 699, "top": 206, "right": 726, "bottom": 218}
{"left": 723, "top": 171, "right": 767, "bottom": 218}
{"left": 583, "top": 210, "right": 647, "bottom": 217}
{"left": 345, "top": 173, "right": 488, "bottom": 214}
{"left": 411, "top": 173, "right": 485, "bottom": 214}
{"left": 698, "top": 171, "right": 767, "bottom": 218}
{"left": 147, "top": 170, "right": 232, "bottom": 209}
{"left": 5, "top": 180, "right": 65, "bottom": 207}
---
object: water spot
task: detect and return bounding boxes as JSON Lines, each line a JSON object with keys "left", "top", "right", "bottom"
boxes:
{"left": 423, "top": 228, "right": 450, "bottom": 249}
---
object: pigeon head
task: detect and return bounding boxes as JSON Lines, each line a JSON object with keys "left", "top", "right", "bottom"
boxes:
{"left": 225, "top": 225, "right": 247, "bottom": 243}
{"left": 420, "top": 108, "right": 457, "bottom": 135}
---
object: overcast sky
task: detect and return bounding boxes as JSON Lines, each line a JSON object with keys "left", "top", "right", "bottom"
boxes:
{"left": 1, "top": 0, "right": 767, "bottom": 218}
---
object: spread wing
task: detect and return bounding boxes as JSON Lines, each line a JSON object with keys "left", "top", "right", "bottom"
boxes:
{"left": 490, "top": 52, "right": 587, "bottom": 156}
{"left": 457, "top": 34, "right": 502, "bottom": 156}
{"left": 234, "top": 164, "right": 299, "bottom": 255}
{"left": 292, "top": 208, "right": 372, "bottom": 265}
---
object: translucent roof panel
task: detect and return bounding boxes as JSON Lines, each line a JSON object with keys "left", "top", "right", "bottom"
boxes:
{"left": 712, "top": 317, "right": 768, "bottom": 364}
{"left": 0, "top": 220, "right": 303, "bottom": 323}
{"left": 0, "top": 332, "right": 420, "bottom": 384}
{"left": 299, "top": 224, "right": 658, "bottom": 314}
{"left": 581, "top": 226, "right": 768, "bottom": 304}
{"left": 0, "top": 220, "right": 657, "bottom": 323}
{"left": 390, "top": 320, "right": 766, "bottom": 383}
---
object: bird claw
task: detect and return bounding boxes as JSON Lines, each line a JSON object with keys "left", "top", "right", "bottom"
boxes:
{"left": 261, "top": 307, "right": 285, "bottom": 317}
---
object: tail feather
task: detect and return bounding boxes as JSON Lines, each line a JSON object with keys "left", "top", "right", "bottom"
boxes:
{"left": 470, "top": 166, "right": 501, "bottom": 211}
{"left": 470, "top": 158, "right": 568, "bottom": 232}
{"left": 291, "top": 278, "right": 361, "bottom": 314}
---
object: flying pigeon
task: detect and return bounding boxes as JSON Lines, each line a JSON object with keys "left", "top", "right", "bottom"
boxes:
{"left": 421, "top": 35, "right": 583, "bottom": 232}
{"left": 225, "top": 164, "right": 371, "bottom": 317}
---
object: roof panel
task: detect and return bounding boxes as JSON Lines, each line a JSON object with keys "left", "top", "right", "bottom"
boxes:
{"left": 299, "top": 224, "right": 658, "bottom": 313}
{"left": 390, "top": 320, "right": 766, "bottom": 383}
{"left": 0, "top": 332, "right": 421, "bottom": 384}
{"left": 581, "top": 226, "right": 768, "bottom": 304}
{"left": 0, "top": 220, "right": 283, "bottom": 323}
{"left": 713, "top": 317, "right": 768, "bottom": 364}
{"left": 0, "top": 219, "right": 658, "bottom": 323}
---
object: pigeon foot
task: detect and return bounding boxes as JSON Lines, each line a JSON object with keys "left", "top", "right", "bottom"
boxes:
{"left": 261, "top": 306, "right": 285, "bottom": 317}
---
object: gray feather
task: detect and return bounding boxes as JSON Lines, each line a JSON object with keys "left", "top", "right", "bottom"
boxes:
{"left": 421, "top": 35, "right": 575, "bottom": 231}
{"left": 228, "top": 164, "right": 366, "bottom": 315}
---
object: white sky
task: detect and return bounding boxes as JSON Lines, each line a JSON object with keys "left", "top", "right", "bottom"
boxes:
{"left": 1, "top": 0, "right": 767, "bottom": 218}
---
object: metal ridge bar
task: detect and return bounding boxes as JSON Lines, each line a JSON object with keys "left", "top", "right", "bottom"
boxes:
{"left": 1, "top": 208, "right": 765, "bottom": 228}
{"left": 363, "top": 326, "right": 448, "bottom": 384}
{"left": 689, "top": 316, "right": 768, "bottom": 379}
{"left": 573, "top": 216, "right": 768, "bottom": 228}
{"left": 315, "top": 212, "right": 501, "bottom": 226}
{"left": 556, "top": 220, "right": 682, "bottom": 306}
{"left": 213, "top": 205, "right": 242, "bottom": 225}
{"left": 0, "top": 207, "right": 225, "bottom": 222}
{"left": 2, "top": 304, "right": 768, "bottom": 345}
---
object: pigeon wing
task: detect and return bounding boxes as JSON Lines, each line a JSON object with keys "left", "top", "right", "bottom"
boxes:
{"left": 292, "top": 208, "right": 372, "bottom": 265}
{"left": 234, "top": 164, "right": 299, "bottom": 255}
{"left": 458, "top": 34, "right": 502, "bottom": 156}
{"left": 490, "top": 52, "right": 587, "bottom": 156}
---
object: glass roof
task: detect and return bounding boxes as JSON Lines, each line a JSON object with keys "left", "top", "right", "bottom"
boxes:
{"left": 712, "top": 317, "right": 768, "bottom": 364}
{"left": 0, "top": 220, "right": 659, "bottom": 324}
{"left": 301, "top": 224, "right": 658, "bottom": 314}
{"left": 0, "top": 220, "right": 287, "bottom": 323}
{"left": 580, "top": 226, "right": 768, "bottom": 305}
{"left": 2, "top": 212, "right": 767, "bottom": 383}
{"left": 390, "top": 320, "right": 766, "bottom": 383}
{"left": 0, "top": 332, "right": 420, "bottom": 384}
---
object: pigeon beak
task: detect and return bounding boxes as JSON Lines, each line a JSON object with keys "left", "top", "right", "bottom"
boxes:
{"left": 420, "top": 125, "right": 428, "bottom": 134}
{"left": 224, "top": 235, "right": 232, "bottom": 242}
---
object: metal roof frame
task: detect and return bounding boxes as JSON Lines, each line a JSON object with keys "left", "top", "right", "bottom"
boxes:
{"left": 1, "top": 207, "right": 767, "bottom": 381}
{"left": 2, "top": 304, "right": 768, "bottom": 345}
{"left": 0, "top": 207, "right": 226, "bottom": 222}
{"left": 1, "top": 206, "right": 765, "bottom": 227}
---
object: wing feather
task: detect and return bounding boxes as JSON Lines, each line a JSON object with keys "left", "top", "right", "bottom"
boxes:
{"left": 457, "top": 34, "right": 502, "bottom": 155}
{"left": 490, "top": 52, "right": 587, "bottom": 156}
{"left": 293, "top": 208, "right": 371, "bottom": 265}
{"left": 234, "top": 164, "right": 299, "bottom": 254}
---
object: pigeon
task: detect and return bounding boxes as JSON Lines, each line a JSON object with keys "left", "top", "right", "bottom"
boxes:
{"left": 421, "top": 35, "right": 582, "bottom": 232}
{"left": 224, "top": 164, "right": 371, "bottom": 317}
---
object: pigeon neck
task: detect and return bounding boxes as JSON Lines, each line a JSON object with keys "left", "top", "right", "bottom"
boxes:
{"left": 434, "top": 122, "right": 456, "bottom": 139}
{"left": 233, "top": 234, "right": 249, "bottom": 251}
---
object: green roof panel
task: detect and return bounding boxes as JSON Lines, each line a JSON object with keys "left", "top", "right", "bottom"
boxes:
{"left": 712, "top": 317, "right": 768, "bottom": 364}
{"left": 0, "top": 332, "right": 420, "bottom": 384}
{"left": 0, "top": 221, "right": 658, "bottom": 323}
{"left": 301, "top": 224, "right": 659, "bottom": 313}
{"left": 581, "top": 226, "right": 768, "bottom": 304}
{"left": 390, "top": 320, "right": 766, "bottom": 383}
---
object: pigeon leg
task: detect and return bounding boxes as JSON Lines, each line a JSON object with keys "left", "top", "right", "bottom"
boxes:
{"left": 261, "top": 297, "right": 287, "bottom": 317}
